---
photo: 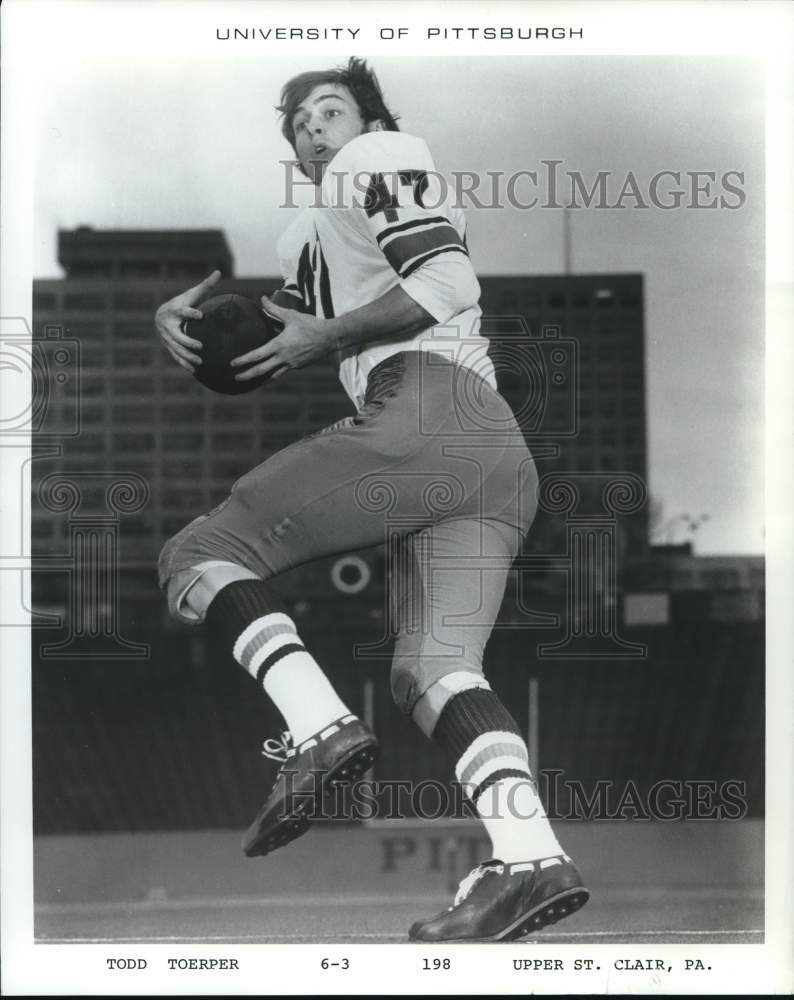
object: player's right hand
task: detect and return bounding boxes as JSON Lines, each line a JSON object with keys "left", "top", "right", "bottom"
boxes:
{"left": 154, "top": 270, "right": 221, "bottom": 372}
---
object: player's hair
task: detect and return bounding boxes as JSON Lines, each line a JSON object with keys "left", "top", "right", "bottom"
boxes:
{"left": 277, "top": 57, "right": 400, "bottom": 150}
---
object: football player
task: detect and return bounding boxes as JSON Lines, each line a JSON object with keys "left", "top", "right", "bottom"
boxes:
{"left": 155, "top": 58, "right": 588, "bottom": 942}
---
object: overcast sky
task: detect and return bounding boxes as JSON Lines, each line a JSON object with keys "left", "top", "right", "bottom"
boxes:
{"left": 33, "top": 55, "right": 765, "bottom": 555}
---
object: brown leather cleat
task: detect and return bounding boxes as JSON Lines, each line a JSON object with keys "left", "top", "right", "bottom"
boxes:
{"left": 409, "top": 854, "right": 589, "bottom": 942}
{"left": 242, "top": 715, "right": 378, "bottom": 858}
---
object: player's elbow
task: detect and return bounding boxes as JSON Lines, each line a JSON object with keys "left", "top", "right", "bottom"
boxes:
{"left": 402, "top": 254, "right": 481, "bottom": 326}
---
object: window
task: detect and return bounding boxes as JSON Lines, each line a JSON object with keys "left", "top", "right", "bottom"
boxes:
{"left": 623, "top": 396, "right": 643, "bottom": 417}
{"left": 119, "top": 260, "right": 160, "bottom": 278}
{"left": 80, "top": 376, "right": 106, "bottom": 397}
{"left": 113, "top": 346, "right": 153, "bottom": 367}
{"left": 574, "top": 428, "right": 593, "bottom": 447}
{"left": 68, "top": 261, "right": 113, "bottom": 278}
{"left": 600, "top": 427, "right": 617, "bottom": 446}
{"left": 113, "top": 376, "right": 150, "bottom": 395}
{"left": 81, "top": 346, "right": 107, "bottom": 368}
{"left": 160, "top": 375, "right": 200, "bottom": 397}
{"left": 166, "top": 459, "right": 203, "bottom": 480}
{"left": 163, "top": 404, "right": 199, "bottom": 422}
{"left": 599, "top": 401, "right": 617, "bottom": 419}
{"left": 78, "top": 405, "right": 105, "bottom": 424}
{"left": 211, "top": 406, "right": 251, "bottom": 423}
{"left": 307, "top": 406, "right": 344, "bottom": 424}
{"left": 162, "top": 515, "right": 192, "bottom": 536}
{"left": 163, "top": 490, "right": 205, "bottom": 511}
{"left": 166, "top": 261, "right": 211, "bottom": 279}
{"left": 33, "top": 293, "right": 57, "bottom": 311}
{"left": 114, "top": 322, "right": 153, "bottom": 339}
{"left": 624, "top": 426, "right": 643, "bottom": 446}
{"left": 212, "top": 432, "right": 254, "bottom": 451}
{"left": 121, "top": 521, "right": 154, "bottom": 538}
{"left": 113, "top": 404, "right": 153, "bottom": 423}
{"left": 72, "top": 323, "right": 106, "bottom": 341}
{"left": 597, "top": 345, "right": 615, "bottom": 363}
{"left": 703, "top": 569, "right": 740, "bottom": 588}
{"left": 212, "top": 459, "right": 248, "bottom": 480}
{"left": 113, "top": 292, "right": 154, "bottom": 311}
{"left": 73, "top": 433, "right": 105, "bottom": 453}
{"left": 113, "top": 432, "right": 154, "bottom": 452}
{"left": 64, "top": 293, "right": 107, "bottom": 311}
{"left": 164, "top": 431, "right": 203, "bottom": 450}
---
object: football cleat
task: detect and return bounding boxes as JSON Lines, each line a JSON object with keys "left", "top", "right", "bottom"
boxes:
{"left": 408, "top": 854, "right": 589, "bottom": 942}
{"left": 242, "top": 715, "right": 379, "bottom": 858}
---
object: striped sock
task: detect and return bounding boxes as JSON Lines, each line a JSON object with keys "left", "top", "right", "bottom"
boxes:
{"left": 206, "top": 580, "right": 351, "bottom": 745}
{"left": 434, "top": 688, "right": 563, "bottom": 863}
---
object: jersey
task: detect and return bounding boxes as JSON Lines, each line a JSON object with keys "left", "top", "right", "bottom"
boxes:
{"left": 276, "top": 131, "right": 496, "bottom": 410}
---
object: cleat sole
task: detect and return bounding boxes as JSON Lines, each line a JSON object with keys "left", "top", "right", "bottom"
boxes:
{"left": 500, "top": 887, "right": 590, "bottom": 942}
{"left": 408, "top": 885, "right": 590, "bottom": 943}
{"left": 243, "top": 738, "right": 379, "bottom": 858}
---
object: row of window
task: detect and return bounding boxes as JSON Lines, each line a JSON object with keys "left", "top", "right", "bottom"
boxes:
{"left": 484, "top": 289, "right": 640, "bottom": 311}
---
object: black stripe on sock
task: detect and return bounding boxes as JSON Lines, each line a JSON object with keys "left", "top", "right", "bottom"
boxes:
{"left": 471, "top": 768, "right": 532, "bottom": 803}
{"left": 255, "top": 642, "right": 306, "bottom": 685}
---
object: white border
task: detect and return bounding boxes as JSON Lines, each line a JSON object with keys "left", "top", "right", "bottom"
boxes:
{"left": 2, "top": 0, "right": 793, "bottom": 994}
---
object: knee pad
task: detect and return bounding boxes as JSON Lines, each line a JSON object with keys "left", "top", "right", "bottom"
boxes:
{"left": 161, "top": 560, "right": 248, "bottom": 625}
{"left": 390, "top": 652, "right": 491, "bottom": 737}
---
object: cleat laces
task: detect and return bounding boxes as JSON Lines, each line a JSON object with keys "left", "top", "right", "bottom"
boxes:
{"left": 451, "top": 860, "right": 505, "bottom": 909}
{"left": 261, "top": 731, "right": 294, "bottom": 763}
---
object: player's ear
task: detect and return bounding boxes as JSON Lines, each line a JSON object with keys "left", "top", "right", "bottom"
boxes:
{"left": 365, "top": 119, "right": 386, "bottom": 133}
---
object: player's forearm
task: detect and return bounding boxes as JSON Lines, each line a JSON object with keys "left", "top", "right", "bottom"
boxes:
{"left": 326, "top": 285, "right": 438, "bottom": 352}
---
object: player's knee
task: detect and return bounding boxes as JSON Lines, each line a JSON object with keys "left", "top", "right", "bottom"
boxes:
{"left": 390, "top": 654, "right": 491, "bottom": 735}
{"left": 390, "top": 656, "right": 419, "bottom": 717}
{"left": 410, "top": 672, "right": 492, "bottom": 737}
{"left": 160, "top": 559, "right": 258, "bottom": 625}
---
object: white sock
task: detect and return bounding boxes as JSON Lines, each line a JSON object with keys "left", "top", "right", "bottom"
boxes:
{"left": 475, "top": 776, "right": 563, "bottom": 863}
{"left": 233, "top": 612, "right": 351, "bottom": 745}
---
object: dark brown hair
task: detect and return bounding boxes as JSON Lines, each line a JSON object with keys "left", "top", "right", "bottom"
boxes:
{"left": 277, "top": 57, "right": 400, "bottom": 150}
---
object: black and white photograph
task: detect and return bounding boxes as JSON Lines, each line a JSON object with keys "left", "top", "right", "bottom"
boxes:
{"left": 1, "top": 0, "right": 792, "bottom": 994}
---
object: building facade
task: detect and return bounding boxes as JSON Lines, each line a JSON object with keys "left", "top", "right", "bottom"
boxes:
{"left": 31, "top": 228, "right": 649, "bottom": 583}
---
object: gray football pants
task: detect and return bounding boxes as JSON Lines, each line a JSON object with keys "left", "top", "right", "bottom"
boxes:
{"left": 158, "top": 351, "right": 537, "bottom": 730}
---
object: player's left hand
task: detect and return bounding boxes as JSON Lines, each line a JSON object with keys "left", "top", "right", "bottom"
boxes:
{"left": 231, "top": 296, "right": 333, "bottom": 381}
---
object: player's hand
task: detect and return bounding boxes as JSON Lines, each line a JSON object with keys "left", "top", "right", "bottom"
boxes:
{"left": 230, "top": 296, "right": 333, "bottom": 381}
{"left": 154, "top": 270, "right": 221, "bottom": 373}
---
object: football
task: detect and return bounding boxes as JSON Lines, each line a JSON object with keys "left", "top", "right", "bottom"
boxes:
{"left": 187, "top": 293, "right": 282, "bottom": 395}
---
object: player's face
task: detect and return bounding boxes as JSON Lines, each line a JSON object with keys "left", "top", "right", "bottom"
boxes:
{"left": 292, "top": 83, "right": 372, "bottom": 184}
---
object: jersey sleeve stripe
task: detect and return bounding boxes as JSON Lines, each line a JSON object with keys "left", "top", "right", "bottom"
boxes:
{"left": 375, "top": 215, "right": 452, "bottom": 246}
{"left": 382, "top": 226, "right": 467, "bottom": 274}
{"left": 401, "top": 244, "right": 469, "bottom": 279}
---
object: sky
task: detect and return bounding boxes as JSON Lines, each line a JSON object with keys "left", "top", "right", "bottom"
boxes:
{"left": 33, "top": 54, "right": 765, "bottom": 555}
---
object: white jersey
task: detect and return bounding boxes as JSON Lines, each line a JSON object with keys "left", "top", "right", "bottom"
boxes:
{"left": 276, "top": 131, "right": 496, "bottom": 410}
